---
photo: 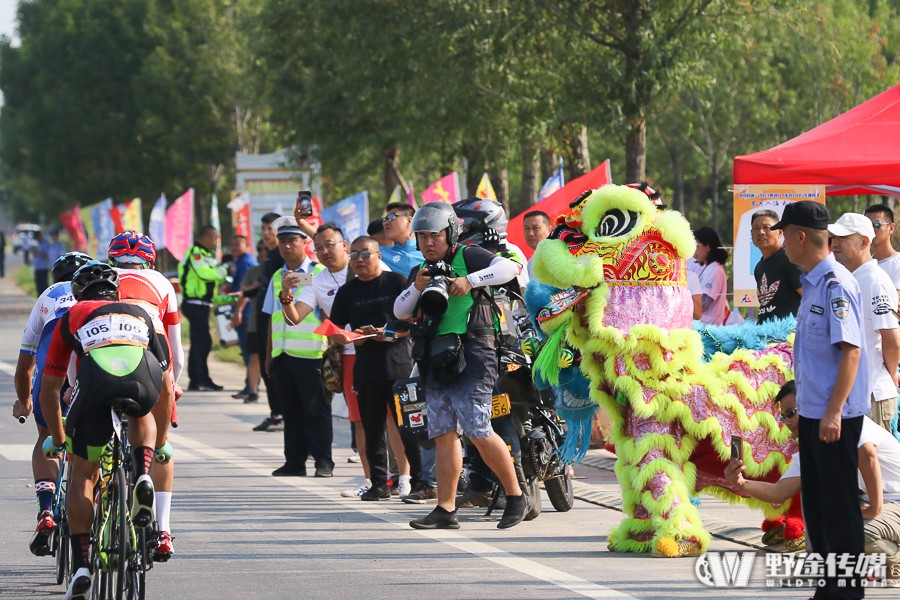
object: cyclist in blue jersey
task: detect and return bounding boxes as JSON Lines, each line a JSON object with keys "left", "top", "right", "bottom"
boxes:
{"left": 13, "top": 251, "right": 92, "bottom": 556}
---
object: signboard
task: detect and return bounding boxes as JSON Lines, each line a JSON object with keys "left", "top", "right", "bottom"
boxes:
{"left": 732, "top": 184, "right": 825, "bottom": 307}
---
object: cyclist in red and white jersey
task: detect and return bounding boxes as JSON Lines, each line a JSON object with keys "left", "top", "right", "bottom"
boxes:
{"left": 108, "top": 231, "right": 183, "bottom": 561}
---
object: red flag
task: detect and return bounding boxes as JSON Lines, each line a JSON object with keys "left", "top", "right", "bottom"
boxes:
{"left": 313, "top": 319, "right": 364, "bottom": 342}
{"left": 59, "top": 205, "right": 88, "bottom": 253}
{"left": 109, "top": 203, "right": 125, "bottom": 234}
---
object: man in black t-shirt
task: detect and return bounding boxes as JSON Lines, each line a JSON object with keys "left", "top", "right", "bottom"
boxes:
{"left": 330, "top": 236, "right": 425, "bottom": 501}
{"left": 752, "top": 209, "right": 802, "bottom": 323}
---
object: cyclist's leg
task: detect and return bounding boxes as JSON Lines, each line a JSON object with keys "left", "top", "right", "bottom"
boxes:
{"left": 29, "top": 422, "right": 59, "bottom": 556}
{"left": 151, "top": 370, "right": 175, "bottom": 558}
{"left": 66, "top": 456, "right": 100, "bottom": 598}
{"left": 124, "top": 357, "right": 163, "bottom": 528}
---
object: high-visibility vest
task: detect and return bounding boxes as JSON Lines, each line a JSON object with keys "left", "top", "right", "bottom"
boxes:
{"left": 270, "top": 264, "right": 327, "bottom": 359}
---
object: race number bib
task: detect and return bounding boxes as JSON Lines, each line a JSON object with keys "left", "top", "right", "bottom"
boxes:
{"left": 124, "top": 299, "right": 165, "bottom": 332}
{"left": 76, "top": 313, "right": 151, "bottom": 350}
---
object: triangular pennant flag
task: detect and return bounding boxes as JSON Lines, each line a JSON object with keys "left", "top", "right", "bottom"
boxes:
{"left": 387, "top": 185, "right": 401, "bottom": 205}
{"left": 421, "top": 172, "right": 461, "bottom": 205}
{"left": 406, "top": 184, "right": 417, "bottom": 208}
{"left": 475, "top": 173, "right": 497, "bottom": 200}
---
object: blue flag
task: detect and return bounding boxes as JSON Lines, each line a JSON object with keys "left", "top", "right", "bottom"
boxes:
{"left": 321, "top": 192, "right": 369, "bottom": 243}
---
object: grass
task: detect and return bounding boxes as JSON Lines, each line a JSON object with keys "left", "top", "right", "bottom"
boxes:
{"left": 15, "top": 265, "right": 37, "bottom": 297}
{"left": 178, "top": 305, "right": 247, "bottom": 366}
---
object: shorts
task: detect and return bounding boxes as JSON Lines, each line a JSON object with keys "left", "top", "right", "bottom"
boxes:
{"left": 246, "top": 331, "right": 258, "bottom": 355}
{"left": 425, "top": 336, "right": 498, "bottom": 440}
{"left": 65, "top": 347, "right": 162, "bottom": 462}
{"left": 869, "top": 396, "right": 898, "bottom": 432}
{"left": 32, "top": 374, "right": 70, "bottom": 430}
{"left": 342, "top": 355, "right": 360, "bottom": 422}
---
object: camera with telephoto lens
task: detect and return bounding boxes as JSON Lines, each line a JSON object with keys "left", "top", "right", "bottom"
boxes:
{"left": 420, "top": 260, "right": 454, "bottom": 317}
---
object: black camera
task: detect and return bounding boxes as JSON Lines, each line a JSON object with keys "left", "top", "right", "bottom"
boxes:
{"left": 420, "top": 260, "right": 454, "bottom": 317}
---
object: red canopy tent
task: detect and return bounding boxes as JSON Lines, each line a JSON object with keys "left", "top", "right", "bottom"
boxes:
{"left": 733, "top": 83, "right": 900, "bottom": 197}
{"left": 507, "top": 159, "right": 612, "bottom": 258}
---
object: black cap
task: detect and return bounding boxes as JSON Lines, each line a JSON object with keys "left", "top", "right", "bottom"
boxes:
{"left": 771, "top": 201, "right": 830, "bottom": 231}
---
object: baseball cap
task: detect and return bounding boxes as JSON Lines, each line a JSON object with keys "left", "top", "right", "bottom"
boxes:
{"left": 273, "top": 216, "right": 307, "bottom": 240}
{"left": 770, "top": 201, "right": 830, "bottom": 231}
{"left": 827, "top": 213, "right": 876, "bottom": 241}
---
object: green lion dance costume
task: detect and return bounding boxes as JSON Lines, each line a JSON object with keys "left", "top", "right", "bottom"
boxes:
{"left": 528, "top": 184, "right": 798, "bottom": 557}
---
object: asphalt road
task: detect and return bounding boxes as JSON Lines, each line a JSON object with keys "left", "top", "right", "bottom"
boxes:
{"left": 0, "top": 255, "right": 892, "bottom": 599}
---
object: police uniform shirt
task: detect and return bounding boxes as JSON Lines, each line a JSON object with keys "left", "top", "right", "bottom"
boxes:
{"left": 795, "top": 253, "right": 870, "bottom": 420}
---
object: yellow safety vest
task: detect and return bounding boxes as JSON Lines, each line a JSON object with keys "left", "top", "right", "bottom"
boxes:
{"left": 270, "top": 264, "right": 327, "bottom": 359}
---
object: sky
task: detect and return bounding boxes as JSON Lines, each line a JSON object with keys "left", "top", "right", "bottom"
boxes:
{"left": 0, "top": 0, "right": 18, "bottom": 45}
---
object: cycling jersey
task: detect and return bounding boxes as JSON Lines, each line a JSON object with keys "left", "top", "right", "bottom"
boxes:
{"left": 45, "top": 301, "right": 168, "bottom": 461}
{"left": 115, "top": 268, "right": 184, "bottom": 381}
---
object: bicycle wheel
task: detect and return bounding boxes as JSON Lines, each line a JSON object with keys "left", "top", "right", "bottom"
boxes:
{"left": 109, "top": 466, "right": 128, "bottom": 600}
{"left": 125, "top": 528, "right": 147, "bottom": 600}
{"left": 55, "top": 458, "right": 72, "bottom": 586}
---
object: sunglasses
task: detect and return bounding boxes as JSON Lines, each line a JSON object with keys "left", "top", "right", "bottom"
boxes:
{"left": 349, "top": 250, "right": 375, "bottom": 261}
{"left": 871, "top": 220, "right": 892, "bottom": 230}
{"left": 382, "top": 212, "right": 407, "bottom": 223}
{"left": 313, "top": 241, "right": 340, "bottom": 252}
{"left": 780, "top": 407, "right": 798, "bottom": 420}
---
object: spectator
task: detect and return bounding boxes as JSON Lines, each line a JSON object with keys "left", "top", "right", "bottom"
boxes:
{"left": 774, "top": 200, "right": 869, "bottom": 598}
{"left": 687, "top": 270, "right": 702, "bottom": 320}
{"left": 178, "top": 224, "right": 227, "bottom": 391}
{"left": 829, "top": 213, "right": 900, "bottom": 433}
{"left": 263, "top": 217, "right": 333, "bottom": 478}
{"left": 233, "top": 241, "right": 265, "bottom": 404}
{"left": 252, "top": 212, "right": 286, "bottom": 432}
{"left": 228, "top": 235, "right": 258, "bottom": 396}
{"left": 751, "top": 209, "right": 802, "bottom": 323}
{"left": 380, "top": 202, "right": 424, "bottom": 277}
{"left": 394, "top": 204, "right": 528, "bottom": 530}
{"left": 367, "top": 219, "right": 391, "bottom": 248}
{"left": 522, "top": 210, "right": 552, "bottom": 280}
{"left": 725, "top": 380, "right": 900, "bottom": 587}
{"left": 865, "top": 204, "right": 900, "bottom": 299}
{"left": 330, "top": 235, "right": 426, "bottom": 501}
{"left": 692, "top": 226, "right": 728, "bottom": 325}
{"left": 32, "top": 230, "right": 66, "bottom": 295}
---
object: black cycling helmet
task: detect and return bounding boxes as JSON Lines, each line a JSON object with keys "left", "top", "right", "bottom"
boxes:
{"left": 71, "top": 260, "right": 119, "bottom": 300}
{"left": 52, "top": 251, "right": 93, "bottom": 283}
{"left": 452, "top": 196, "right": 508, "bottom": 246}
{"left": 411, "top": 203, "right": 459, "bottom": 247}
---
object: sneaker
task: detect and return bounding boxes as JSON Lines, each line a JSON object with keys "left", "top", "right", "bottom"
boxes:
{"left": 232, "top": 389, "right": 250, "bottom": 399}
{"left": 456, "top": 487, "right": 493, "bottom": 509}
{"left": 361, "top": 482, "right": 391, "bottom": 501}
{"left": 347, "top": 451, "right": 362, "bottom": 464}
{"left": 253, "top": 416, "right": 283, "bottom": 432}
{"left": 243, "top": 393, "right": 259, "bottom": 404}
{"left": 398, "top": 475, "right": 412, "bottom": 498}
{"left": 272, "top": 465, "right": 307, "bottom": 477}
{"left": 409, "top": 506, "right": 460, "bottom": 530}
{"left": 65, "top": 566, "right": 92, "bottom": 600}
{"left": 341, "top": 479, "right": 371, "bottom": 498}
{"left": 497, "top": 493, "right": 529, "bottom": 529}
{"left": 131, "top": 474, "right": 156, "bottom": 528}
{"left": 314, "top": 466, "right": 333, "bottom": 478}
{"left": 402, "top": 484, "right": 438, "bottom": 505}
{"left": 153, "top": 531, "right": 174, "bottom": 562}
{"left": 29, "top": 510, "right": 55, "bottom": 556}
{"left": 204, "top": 381, "right": 224, "bottom": 391}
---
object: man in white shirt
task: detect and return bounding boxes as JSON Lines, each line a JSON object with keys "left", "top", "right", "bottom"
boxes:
{"left": 830, "top": 213, "right": 900, "bottom": 432}
{"left": 865, "top": 204, "right": 900, "bottom": 301}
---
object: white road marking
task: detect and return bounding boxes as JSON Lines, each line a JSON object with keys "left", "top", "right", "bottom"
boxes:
{"left": 169, "top": 431, "right": 639, "bottom": 600}
{"left": 0, "top": 359, "right": 17, "bottom": 377}
{"left": 0, "top": 444, "right": 35, "bottom": 461}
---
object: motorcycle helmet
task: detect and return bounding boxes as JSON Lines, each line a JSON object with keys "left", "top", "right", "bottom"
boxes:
{"left": 107, "top": 231, "right": 157, "bottom": 266}
{"left": 452, "top": 196, "right": 508, "bottom": 246}
{"left": 71, "top": 261, "right": 119, "bottom": 300}
{"left": 411, "top": 203, "right": 459, "bottom": 247}
{"left": 52, "top": 251, "right": 93, "bottom": 283}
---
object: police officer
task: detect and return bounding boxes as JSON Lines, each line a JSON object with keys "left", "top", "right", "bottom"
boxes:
{"left": 393, "top": 203, "right": 529, "bottom": 530}
{"left": 262, "top": 217, "right": 334, "bottom": 477}
{"left": 178, "top": 224, "right": 227, "bottom": 391}
{"left": 773, "top": 200, "right": 870, "bottom": 598}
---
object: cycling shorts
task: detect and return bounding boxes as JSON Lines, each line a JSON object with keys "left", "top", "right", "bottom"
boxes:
{"left": 64, "top": 345, "right": 163, "bottom": 461}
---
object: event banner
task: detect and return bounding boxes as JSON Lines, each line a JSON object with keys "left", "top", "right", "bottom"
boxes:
{"left": 321, "top": 191, "right": 369, "bottom": 244}
{"left": 149, "top": 194, "right": 166, "bottom": 249}
{"left": 732, "top": 184, "right": 825, "bottom": 307}
{"left": 228, "top": 192, "right": 254, "bottom": 256}
{"left": 165, "top": 188, "right": 194, "bottom": 261}
{"left": 59, "top": 205, "right": 88, "bottom": 253}
{"left": 421, "top": 172, "right": 460, "bottom": 205}
{"left": 119, "top": 198, "right": 143, "bottom": 232}
{"left": 79, "top": 205, "right": 97, "bottom": 257}
{"left": 91, "top": 198, "right": 116, "bottom": 260}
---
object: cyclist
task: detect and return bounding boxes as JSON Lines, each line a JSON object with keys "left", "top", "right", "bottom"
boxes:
{"left": 108, "top": 231, "right": 183, "bottom": 560}
{"left": 13, "top": 251, "right": 92, "bottom": 556}
{"left": 40, "top": 261, "right": 169, "bottom": 600}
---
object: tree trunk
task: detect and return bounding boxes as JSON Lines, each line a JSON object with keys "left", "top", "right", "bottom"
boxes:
{"left": 710, "top": 151, "right": 720, "bottom": 235}
{"left": 565, "top": 124, "right": 591, "bottom": 179}
{"left": 540, "top": 148, "right": 558, "bottom": 183}
{"left": 520, "top": 141, "right": 540, "bottom": 212}
{"left": 624, "top": 114, "right": 647, "bottom": 184}
{"left": 383, "top": 145, "right": 409, "bottom": 206}
{"left": 496, "top": 167, "right": 510, "bottom": 215}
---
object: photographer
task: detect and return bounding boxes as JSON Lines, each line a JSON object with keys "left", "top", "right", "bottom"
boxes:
{"left": 393, "top": 203, "right": 528, "bottom": 530}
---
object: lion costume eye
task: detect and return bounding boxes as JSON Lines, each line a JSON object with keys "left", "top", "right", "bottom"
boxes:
{"left": 595, "top": 209, "right": 640, "bottom": 238}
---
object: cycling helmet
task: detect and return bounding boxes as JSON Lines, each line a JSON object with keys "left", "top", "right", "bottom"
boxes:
{"left": 107, "top": 231, "right": 157, "bottom": 266}
{"left": 452, "top": 196, "right": 508, "bottom": 246}
{"left": 71, "top": 260, "right": 119, "bottom": 300}
{"left": 411, "top": 203, "right": 459, "bottom": 247}
{"left": 52, "top": 251, "right": 93, "bottom": 283}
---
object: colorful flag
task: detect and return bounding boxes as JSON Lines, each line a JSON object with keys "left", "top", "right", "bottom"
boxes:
{"left": 321, "top": 192, "right": 369, "bottom": 243}
{"left": 91, "top": 198, "right": 116, "bottom": 260}
{"left": 165, "top": 188, "right": 194, "bottom": 262}
{"left": 59, "top": 205, "right": 88, "bottom": 253}
{"left": 406, "top": 184, "right": 417, "bottom": 208}
{"left": 109, "top": 203, "right": 125, "bottom": 234}
{"left": 119, "top": 198, "right": 143, "bottom": 232}
{"left": 79, "top": 205, "right": 97, "bottom": 257}
{"left": 314, "top": 319, "right": 365, "bottom": 342}
{"left": 538, "top": 158, "right": 565, "bottom": 202}
{"left": 210, "top": 193, "right": 222, "bottom": 260}
{"left": 387, "top": 185, "right": 401, "bottom": 206}
{"left": 227, "top": 192, "right": 254, "bottom": 256}
{"left": 421, "top": 172, "right": 461, "bottom": 205}
{"left": 475, "top": 173, "right": 497, "bottom": 200}
{"left": 149, "top": 194, "right": 166, "bottom": 249}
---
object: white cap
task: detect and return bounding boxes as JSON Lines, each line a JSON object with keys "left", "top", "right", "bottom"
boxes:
{"left": 827, "top": 213, "right": 875, "bottom": 241}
